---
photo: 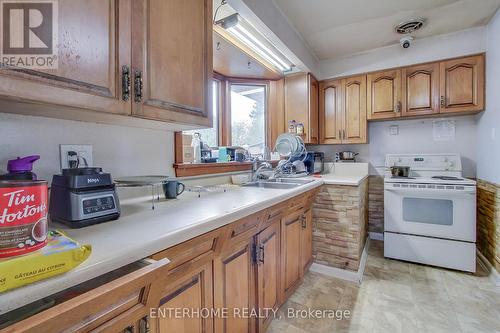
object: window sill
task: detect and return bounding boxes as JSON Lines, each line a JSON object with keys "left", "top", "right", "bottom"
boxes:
{"left": 174, "top": 162, "right": 254, "bottom": 177}
{"left": 173, "top": 161, "right": 279, "bottom": 177}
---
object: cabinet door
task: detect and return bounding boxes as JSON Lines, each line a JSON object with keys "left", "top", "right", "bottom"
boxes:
{"left": 439, "top": 55, "right": 484, "bottom": 114}
{"left": 342, "top": 75, "right": 367, "bottom": 144}
{"left": 281, "top": 211, "right": 303, "bottom": 300}
{"left": 301, "top": 209, "right": 313, "bottom": 274}
{"left": 284, "top": 73, "right": 309, "bottom": 142}
{"left": 308, "top": 74, "right": 319, "bottom": 144}
{"left": 256, "top": 221, "right": 281, "bottom": 332}
{"left": 131, "top": 0, "right": 212, "bottom": 126}
{"left": 214, "top": 240, "right": 256, "bottom": 333}
{"left": 150, "top": 261, "right": 213, "bottom": 333}
{"left": 0, "top": 0, "right": 131, "bottom": 115}
{"left": 367, "top": 69, "right": 401, "bottom": 120}
{"left": 402, "top": 63, "right": 440, "bottom": 117}
{"left": 319, "top": 79, "right": 343, "bottom": 144}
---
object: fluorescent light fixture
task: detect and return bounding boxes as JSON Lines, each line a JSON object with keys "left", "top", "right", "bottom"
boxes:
{"left": 218, "top": 13, "right": 294, "bottom": 73}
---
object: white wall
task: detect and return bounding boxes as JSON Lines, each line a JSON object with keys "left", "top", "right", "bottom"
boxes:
{"left": 477, "top": 9, "right": 500, "bottom": 184}
{"left": 0, "top": 113, "right": 175, "bottom": 183}
{"left": 318, "top": 27, "right": 487, "bottom": 80}
{"left": 308, "top": 116, "right": 478, "bottom": 178}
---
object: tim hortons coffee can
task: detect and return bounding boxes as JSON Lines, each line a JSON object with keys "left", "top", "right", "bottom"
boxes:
{"left": 0, "top": 180, "right": 48, "bottom": 258}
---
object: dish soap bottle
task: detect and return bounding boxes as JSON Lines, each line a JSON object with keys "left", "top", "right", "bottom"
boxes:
{"left": 191, "top": 133, "right": 202, "bottom": 163}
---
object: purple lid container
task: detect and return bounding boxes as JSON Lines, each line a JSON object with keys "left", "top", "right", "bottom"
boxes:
{"left": 7, "top": 155, "right": 40, "bottom": 172}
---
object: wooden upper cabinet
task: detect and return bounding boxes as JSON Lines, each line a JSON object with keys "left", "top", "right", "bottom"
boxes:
{"left": 256, "top": 221, "right": 281, "bottom": 333}
{"left": 440, "top": 55, "right": 484, "bottom": 114}
{"left": 319, "top": 79, "right": 343, "bottom": 144}
{"left": 0, "top": 0, "right": 131, "bottom": 115}
{"left": 284, "top": 73, "right": 319, "bottom": 144}
{"left": 131, "top": 0, "right": 213, "bottom": 126}
{"left": 367, "top": 69, "right": 401, "bottom": 120}
{"left": 343, "top": 75, "right": 367, "bottom": 144}
{"left": 402, "top": 63, "right": 440, "bottom": 117}
{"left": 309, "top": 76, "right": 320, "bottom": 144}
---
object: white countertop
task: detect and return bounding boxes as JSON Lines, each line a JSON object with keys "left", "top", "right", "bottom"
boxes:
{"left": 0, "top": 163, "right": 369, "bottom": 314}
{"left": 317, "top": 162, "right": 369, "bottom": 186}
{"left": 0, "top": 180, "right": 322, "bottom": 314}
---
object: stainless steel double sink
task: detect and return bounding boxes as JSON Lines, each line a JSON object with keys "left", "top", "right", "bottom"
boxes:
{"left": 241, "top": 178, "right": 314, "bottom": 189}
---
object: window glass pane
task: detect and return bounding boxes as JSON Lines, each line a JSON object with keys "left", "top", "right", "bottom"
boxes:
{"left": 184, "top": 81, "right": 218, "bottom": 147}
{"left": 230, "top": 84, "right": 266, "bottom": 150}
{"left": 403, "top": 197, "right": 453, "bottom": 225}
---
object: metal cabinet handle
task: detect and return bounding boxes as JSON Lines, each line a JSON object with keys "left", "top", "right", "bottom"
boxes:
{"left": 139, "top": 316, "right": 150, "bottom": 333}
{"left": 440, "top": 96, "right": 445, "bottom": 107}
{"left": 343, "top": 129, "right": 346, "bottom": 140}
{"left": 124, "top": 326, "right": 135, "bottom": 333}
{"left": 134, "top": 70, "right": 143, "bottom": 103}
{"left": 301, "top": 214, "right": 307, "bottom": 229}
{"left": 396, "top": 101, "right": 401, "bottom": 113}
{"left": 259, "top": 245, "right": 265, "bottom": 264}
{"left": 122, "top": 65, "right": 131, "bottom": 101}
{"left": 339, "top": 130, "right": 341, "bottom": 139}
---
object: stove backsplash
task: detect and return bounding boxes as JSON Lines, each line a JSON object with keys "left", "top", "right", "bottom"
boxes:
{"left": 307, "top": 116, "right": 478, "bottom": 178}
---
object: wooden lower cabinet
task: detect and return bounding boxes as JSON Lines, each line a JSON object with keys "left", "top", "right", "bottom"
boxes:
{"left": 280, "top": 211, "right": 304, "bottom": 300}
{"left": 255, "top": 221, "right": 281, "bottom": 332}
{"left": 214, "top": 239, "right": 256, "bottom": 333}
{"left": 301, "top": 209, "right": 313, "bottom": 273}
{"left": 149, "top": 261, "right": 213, "bottom": 333}
{"left": 4, "top": 190, "right": 318, "bottom": 333}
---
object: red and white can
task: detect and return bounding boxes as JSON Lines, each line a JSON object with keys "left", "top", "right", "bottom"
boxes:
{"left": 0, "top": 180, "right": 48, "bottom": 258}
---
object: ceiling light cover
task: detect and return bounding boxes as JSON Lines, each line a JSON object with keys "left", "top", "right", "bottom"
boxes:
{"left": 218, "top": 13, "right": 294, "bottom": 73}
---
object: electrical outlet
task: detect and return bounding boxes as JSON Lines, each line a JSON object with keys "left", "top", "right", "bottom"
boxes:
{"left": 60, "top": 144, "right": 93, "bottom": 170}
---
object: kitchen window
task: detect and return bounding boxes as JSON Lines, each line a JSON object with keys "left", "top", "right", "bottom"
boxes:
{"left": 229, "top": 84, "right": 267, "bottom": 150}
{"left": 183, "top": 80, "right": 220, "bottom": 147}
{"left": 174, "top": 75, "right": 274, "bottom": 177}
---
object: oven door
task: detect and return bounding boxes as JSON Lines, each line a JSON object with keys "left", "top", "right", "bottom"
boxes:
{"left": 384, "top": 184, "right": 476, "bottom": 242}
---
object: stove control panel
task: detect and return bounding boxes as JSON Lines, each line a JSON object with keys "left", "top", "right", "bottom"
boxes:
{"left": 385, "top": 154, "right": 461, "bottom": 171}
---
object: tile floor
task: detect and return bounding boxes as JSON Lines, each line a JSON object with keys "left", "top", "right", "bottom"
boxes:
{"left": 268, "top": 240, "right": 500, "bottom": 333}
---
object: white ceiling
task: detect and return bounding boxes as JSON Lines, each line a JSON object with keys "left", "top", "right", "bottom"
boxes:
{"left": 273, "top": 0, "right": 500, "bottom": 60}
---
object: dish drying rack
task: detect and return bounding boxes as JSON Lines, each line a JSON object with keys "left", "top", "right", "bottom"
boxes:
{"left": 186, "top": 185, "right": 228, "bottom": 198}
{"left": 115, "top": 182, "right": 164, "bottom": 210}
{"left": 273, "top": 134, "right": 308, "bottom": 177}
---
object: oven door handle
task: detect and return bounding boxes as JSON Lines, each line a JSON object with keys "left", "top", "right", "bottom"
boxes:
{"left": 384, "top": 187, "right": 476, "bottom": 196}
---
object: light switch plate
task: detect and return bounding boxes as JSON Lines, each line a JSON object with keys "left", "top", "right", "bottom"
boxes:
{"left": 60, "top": 144, "right": 93, "bottom": 170}
{"left": 389, "top": 125, "right": 399, "bottom": 135}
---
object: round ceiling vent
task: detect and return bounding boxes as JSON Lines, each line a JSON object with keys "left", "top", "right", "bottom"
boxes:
{"left": 395, "top": 18, "right": 426, "bottom": 34}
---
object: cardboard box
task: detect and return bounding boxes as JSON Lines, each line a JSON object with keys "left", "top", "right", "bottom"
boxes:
{"left": 182, "top": 145, "right": 194, "bottom": 163}
{"left": 182, "top": 134, "right": 192, "bottom": 146}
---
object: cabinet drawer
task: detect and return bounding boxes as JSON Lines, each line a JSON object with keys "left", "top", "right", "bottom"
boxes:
{"left": 222, "top": 211, "right": 266, "bottom": 249}
{"left": 288, "top": 196, "right": 307, "bottom": 212}
{"left": 151, "top": 229, "right": 222, "bottom": 271}
{"left": 263, "top": 201, "right": 288, "bottom": 226}
{"left": 5, "top": 259, "right": 170, "bottom": 333}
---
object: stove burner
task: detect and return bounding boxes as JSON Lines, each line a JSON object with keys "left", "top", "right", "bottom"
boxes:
{"left": 432, "top": 176, "right": 463, "bottom": 181}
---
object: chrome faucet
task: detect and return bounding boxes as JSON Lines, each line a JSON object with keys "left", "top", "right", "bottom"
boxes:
{"left": 251, "top": 159, "right": 273, "bottom": 181}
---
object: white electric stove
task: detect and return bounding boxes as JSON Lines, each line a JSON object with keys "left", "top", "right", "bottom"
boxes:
{"left": 383, "top": 154, "right": 477, "bottom": 272}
